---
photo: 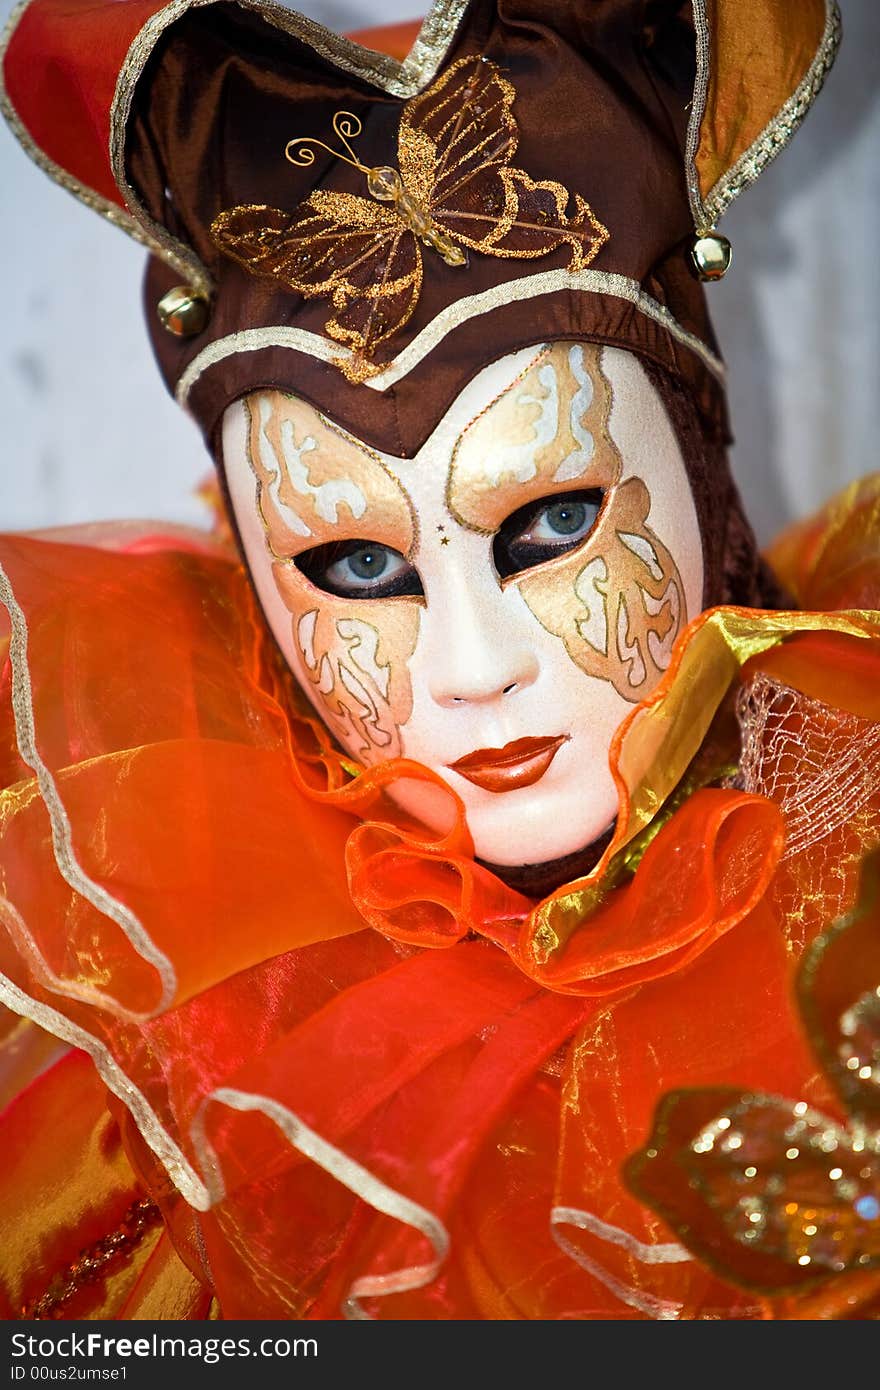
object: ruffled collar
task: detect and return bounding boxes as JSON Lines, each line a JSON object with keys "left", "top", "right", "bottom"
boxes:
{"left": 0, "top": 526, "right": 877, "bottom": 1020}
{"left": 0, "top": 502, "right": 878, "bottom": 1316}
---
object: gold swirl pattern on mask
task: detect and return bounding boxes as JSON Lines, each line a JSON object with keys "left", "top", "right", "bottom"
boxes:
{"left": 517, "top": 472, "right": 683, "bottom": 706}
{"left": 244, "top": 392, "right": 416, "bottom": 559}
{"left": 278, "top": 601, "right": 419, "bottom": 760}
{"left": 210, "top": 57, "right": 609, "bottom": 384}
{"left": 447, "top": 342, "right": 621, "bottom": 533}
{"left": 448, "top": 341, "right": 685, "bottom": 703}
{"left": 516, "top": 474, "right": 686, "bottom": 703}
{"left": 244, "top": 393, "right": 420, "bottom": 759}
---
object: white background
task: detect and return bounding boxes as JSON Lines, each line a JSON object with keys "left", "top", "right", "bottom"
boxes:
{"left": 1, "top": 0, "right": 878, "bottom": 544}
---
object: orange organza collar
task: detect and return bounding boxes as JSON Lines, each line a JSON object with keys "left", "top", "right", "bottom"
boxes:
{"left": 0, "top": 507, "right": 877, "bottom": 1299}
{"left": 0, "top": 526, "right": 878, "bottom": 1022}
{"left": 282, "top": 599, "right": 880, "bottom": 994}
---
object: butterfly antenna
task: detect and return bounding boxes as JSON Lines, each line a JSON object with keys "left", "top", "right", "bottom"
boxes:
{"left": 286, "top": 111, "right": 370, "bottom": 175}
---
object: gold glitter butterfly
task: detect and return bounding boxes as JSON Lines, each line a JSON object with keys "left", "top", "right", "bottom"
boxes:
{"left": 625, "top": 849, "right": 880, "bottom": 1301}
{"left": 210, "top": 55, "right": 609, "bottom": 384}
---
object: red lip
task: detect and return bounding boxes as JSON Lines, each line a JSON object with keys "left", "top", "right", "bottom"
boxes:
{"left": 448, "top": 735, "right": 569, "bottom": 793}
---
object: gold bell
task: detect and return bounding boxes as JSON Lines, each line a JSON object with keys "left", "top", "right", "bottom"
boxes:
{"left": 156, "top": 285, "right": 210, "bottom": 337}
{"left": 691, "top": 232, "right": 732, "bottom": 282}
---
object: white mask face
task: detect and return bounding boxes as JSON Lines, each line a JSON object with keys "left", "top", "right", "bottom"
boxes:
{"left": 223, "top": 343, "right": 704, "bottom": 867}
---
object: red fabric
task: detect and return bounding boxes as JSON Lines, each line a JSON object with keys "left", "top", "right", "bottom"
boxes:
{"left": 1, "top": 5, "right": 418, "bottom": 212}
{"left": 3, "top": 1, "right": 167, "bottom": 207}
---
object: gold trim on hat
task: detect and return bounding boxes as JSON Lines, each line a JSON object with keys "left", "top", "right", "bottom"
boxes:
{"left": 683, "top": 0, "right": 712, "bottom": 234}
{"left": 108, "top": 0, "right": 472, "bottom": 293}
{"left": 702, "top": 0, "right": 841, "bottom": 227}
{"left": 0, "top": 0, "right": 203, "bottom": 284}
{"left": 685, "top": 0, "right": 841, "bottom": 234}
{"left": 210, "top": 56, "right": 610, "bottom": 383}
{"left": 174, "top": 267, "right": 726, "bottom": 409}
{"left": 2, "top": 0, "right": 470, "bottom": 291}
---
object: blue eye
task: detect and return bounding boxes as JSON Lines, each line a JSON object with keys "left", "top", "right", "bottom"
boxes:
{"left": 531, "top": 500, "right": 591, "bottom": 539}
{"left": 331, "top": 545, "right": 394, "bottom": 583}
{"left": 295, "top": 540, "right": 423, "bottom": 599}
{"left": 493, "top": 489, "right": 604, "bottom": 579}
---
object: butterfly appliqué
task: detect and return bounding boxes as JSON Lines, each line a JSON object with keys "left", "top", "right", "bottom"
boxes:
{"left": 210, "top": 56, "right": 609, "bottom": 384}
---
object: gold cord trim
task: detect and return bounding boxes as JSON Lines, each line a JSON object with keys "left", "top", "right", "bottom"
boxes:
{"left": 2, "top": 0, "right": 470, "bottom": 291}
{"left": 684, "top": 0, "right": 712, "bottom": 232}
{"left": 175, "top": 268, "right": 725, "bottom": 408}
{"left": 183, "top": 326, "right": 342, "bottom": 400}
{"left": 0, "top": 559, "right": 177, "bottom": 1018}
{"left": 394, "top": 0, "right": 473, "bottom": 95}
{"left": 687, "top": 0, "right": 842, "bottom": 233}
{"left": 192, "top": 1087, "right": 450, "bottom": 1318}
{"left": 110, "top": 0, "right": 217, "bottom": 298}
{"left": 0, "top": 0, "right": 197, "bottom": 282}
{"left": 702, "top": 0, "right": 841, "bottom": 227}
{"left": 108, "top": 0, "right": 472, "bottom": 294}
{"left": 0, "top": 972, "right": 210, "bottom": 1209}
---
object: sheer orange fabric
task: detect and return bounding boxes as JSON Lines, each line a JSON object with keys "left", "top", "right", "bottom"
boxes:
{"left": 0, "top": 476, "right": 878, "bottom": 1319}
{"left": 625, "top": 847, "right": 880, "bottom": 1317}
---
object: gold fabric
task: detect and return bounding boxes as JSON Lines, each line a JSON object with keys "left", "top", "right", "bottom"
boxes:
{"left": 694, "top": 0, "right": 834, "bottom": 223}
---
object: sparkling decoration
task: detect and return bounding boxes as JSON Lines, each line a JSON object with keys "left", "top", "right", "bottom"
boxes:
{"left": 210, "top": 56, "right": 608, "bottom": 384}
{"left": 625, "top": 848, "right": 880, "bottom": 1299}
{"left": 22, "top": 1198, "right": 162, "bottom": 1319}
{"left": 687, "top": 1095, "right": 880, "bottom": 1275}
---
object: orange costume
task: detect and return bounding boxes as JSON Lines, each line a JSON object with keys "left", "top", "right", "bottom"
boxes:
{"left": 0, "top": 477, "right": 878, "bottom": 1319}
{"left": 2, "top": 0, "right": 878, "bottom": 1322}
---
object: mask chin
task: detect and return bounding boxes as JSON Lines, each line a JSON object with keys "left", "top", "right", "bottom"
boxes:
{"left": 477, "top": 822, "right": 616, "bottom": 899}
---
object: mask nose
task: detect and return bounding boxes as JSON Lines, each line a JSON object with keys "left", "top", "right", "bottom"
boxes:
{"left": 438, "top": 664, "right": 538, "bottom": 705}
{"left": 424, "top": 575, "right": 540, "bottom": 709}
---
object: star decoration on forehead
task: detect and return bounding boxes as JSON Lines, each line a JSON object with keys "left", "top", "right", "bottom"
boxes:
{"left": 210, "top": 56, "right": 609, "bottom": 385}
{"left": 624, "top": 849, "right": 880, "bottom": 1305}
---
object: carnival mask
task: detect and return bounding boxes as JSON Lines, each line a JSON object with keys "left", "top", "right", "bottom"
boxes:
{"left": 223, "top": 342, "right": 704, "bottom": 868}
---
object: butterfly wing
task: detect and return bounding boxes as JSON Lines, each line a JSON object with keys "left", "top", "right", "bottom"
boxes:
{"left": 399, "top": 56, "right": 608, "bottom": 265}
{"left": 211, "top": 191, "right": 422, "bottom": 381}
{"left": 625, "top": 1088, "right": 880, "bottom": 1294}
{"left": 625, "top": 860, "right": 880, "bottom": 1296}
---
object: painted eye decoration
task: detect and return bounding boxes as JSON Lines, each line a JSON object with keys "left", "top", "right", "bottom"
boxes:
{"left": 296, "top": 540, "right": 423, "bottom": 599}
{"left": 493, "top": 489, "right": 604, "bottom": 579}
{"left": 294, "top": 488, "right": 605, "bottom": 599}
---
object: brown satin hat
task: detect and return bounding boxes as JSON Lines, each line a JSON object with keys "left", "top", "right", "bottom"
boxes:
{"left": 2, "top": 0, "right": 840, "bottom": 603}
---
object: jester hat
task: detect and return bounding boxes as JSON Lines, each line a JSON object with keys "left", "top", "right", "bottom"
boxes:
{"left": 1, "top": 0, "right": 840, "bottom": 602}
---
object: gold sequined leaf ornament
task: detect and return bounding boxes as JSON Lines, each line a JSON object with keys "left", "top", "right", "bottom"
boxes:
{"left": 624, "top": 847, "right": 880, "bottom": 1301}
{"left": 210, "top": 56, "right": 609, "bottom": 385}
